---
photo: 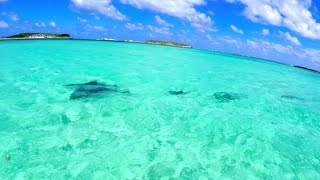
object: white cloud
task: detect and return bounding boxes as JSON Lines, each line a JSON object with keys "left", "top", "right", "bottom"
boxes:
{"left": 49, "top": 21, "right": 56, "bottom": 27}
{"left": 206, "top": 34, "right": 219, "bottom": 45}
{"left": 247, "top": 39, "right": 258, "bottom": 48}
{"left": 125, "top": 23, "right": 144, "bottom": 31}
{"left": 222, "top": 36, "right": 241, "bottom": 48}
{"left": 0, "top": 20, "right": 9, "bottom": 28}
{"left": 70, "top": 0, "right": 127, "bottom": 21}
{"left": 0, "top": 0, "right": 7, "bottom": 3}
{"left": 8, "top": 12, "right": 19, "bottom": 21}
{"left": 1, "top": 11, "right": 19, "bottom": 21}
{"left": 120, "top": 0, "right": 214, "bottom": 31}
{"left": 212, "top": 36, "right": 320, "bottom": 69}
{"left": 279, "top": 31, "right": 301, "bottom": 46}
{"left": 262, "top": 29, "right": 270, "bottom": 36}
{"left": 226, "top": 0, "right": 320, "bottom": 40}
{"left": 251, "top": 39, "right": 320, "bottom": 66}
{"left": 93, "top": 25, "right": 106, "bottom": 31}
{"left": 94, "top": 15, "right": 100, "bottom": 20}
{"left": 147, "top": 25, "right": 172, "bottom": 35}
{"left": 206, "top": 34, "right": 213, "bottom": 41}
{"left": 35, "top": 22, "right": 46, "bottom": 28}
{"left": 155, "top": 15, "right": 173, "bottom": 27}
{"left": 230, "top": 24, "right": 244, "bottom": 34}
{"left": 85, "top": 24, "right": 107, "bottom": 31}
{"left": 77, "top": 17, "right": 87, "bottom": 23}
{"left": 299, "top": 48, "right": 320, "bottom": 65}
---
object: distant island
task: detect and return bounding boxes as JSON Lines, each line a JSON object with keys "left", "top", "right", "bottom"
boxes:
{"left": 96, "top": 38, "right": 192, "bottom": 48}
{"left": 292, "top": 65, "right": 320, "bottom": 74}
{"left": 145, "top": 40, "right": 192, "bottom": 48}
{"left": 2, "top": 33, "right": 71, "bottom": 39}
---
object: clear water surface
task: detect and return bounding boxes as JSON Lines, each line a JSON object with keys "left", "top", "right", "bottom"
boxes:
{"left": 0, "top": 40, "right": 319, "bottom": 179}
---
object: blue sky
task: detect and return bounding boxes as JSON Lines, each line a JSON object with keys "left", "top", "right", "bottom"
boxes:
{"left": 1, "top": 0, "right": 320, "bottom": 70}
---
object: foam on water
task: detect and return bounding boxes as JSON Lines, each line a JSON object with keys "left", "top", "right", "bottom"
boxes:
{"left": 0, "top": 40, "right": 320, "bottom": 179}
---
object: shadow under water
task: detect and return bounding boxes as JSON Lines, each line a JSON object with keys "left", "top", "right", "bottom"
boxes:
{"left": 281, "top": 95, "right": 304, "bottom": 101}
{"left": 168, "top": 89, "right": 190, "bottom": 95}
{"left": 212, "top": 91, "right": 242, "bottom": 103}
{"left": 65, "top": 81, "right": 129, "bottom": 100}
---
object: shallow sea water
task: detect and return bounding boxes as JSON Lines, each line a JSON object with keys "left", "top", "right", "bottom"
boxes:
{"left": 0, "top": 40, "right": 319, "bottom": 179}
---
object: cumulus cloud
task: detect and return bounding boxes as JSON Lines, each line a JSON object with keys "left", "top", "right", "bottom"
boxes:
{"left": 77, "top": 17, "right": 87, "bottom": 23}
{"left": 8, "top": 12, "right": 19, "bottom": 21}
{"left": 206, "top": 34, "right": 219, "bottom": 45}
{"left": 125, "top": 22, "right": 144, "bottom": 31}
{"left": 262, "top": 28, "right": 270, "bottom": 36}
{"left": 211, "top": 36, "right": 320, "bottom": 69}
{"left": 70, "top": 0, "right": 127, "bottom": 21}
{"left": 230, "top": 24, "right": 244, "bottom": 34}
{"left": 225, "top": 0, "right": 320, "bottom": 39}
{"left": 8, "top": 12, "right": 20, "bottom": 21}
{"left": 35, "top": 22, "right": 46, "bottom": 28}
{"left": 222, "top": 36, "right": 241, "bottom": 48}
{"left": 0, "top": 20, "right": 9, "bottom": 28}
{"left": 1, "top": 12, "right": 19, "bottom": 21}
{"left": 85, "top": 24, "right": 107, "bottom": 31}
{"left": 279, "top": 31, "right": 301, "bottom": 46}
{"left": 147, "top": 25, "right": 172, "bottom": 35}
{"left": 155, "top": 15, "right": 173, "bottom": 27}
{"left": 247, "top": 39, "right": 258, "bottom": 48}
{"left": 49, "top": 21, "right": 56, "bottom": 27}
{"left": 120, "top": 0, "right": 214, "bottom": 31}
{"left": 253, "top": 39, "right": 320, "bottom": 66}
{"left": 94, "top": 15, "right": 100, "bottom": 20}
{"left": 93, "top": 25, "right": 106, "bottom": 31}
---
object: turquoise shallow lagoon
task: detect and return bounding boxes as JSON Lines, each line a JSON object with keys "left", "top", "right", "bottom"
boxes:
{"left": 0, "top": 40, "right": 320, "bottom": 179}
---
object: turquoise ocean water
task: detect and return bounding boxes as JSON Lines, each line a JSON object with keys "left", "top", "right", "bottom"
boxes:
{"left": 0, "top": 40, "right": 319, "bottom": 179}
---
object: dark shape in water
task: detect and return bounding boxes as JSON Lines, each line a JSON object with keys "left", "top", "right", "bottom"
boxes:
{"left": 60, "top": 114, "right": 71, "bottom": 125}
{"left": 213, "top": 92, "right": 240, "bottom": 103}
{"left": 281, "top": 95, "right": 304, "bottom": 101}
{"left": 62, "top": 144, "right": 73, "bottom": 151}
{"left": 168, "top": 90, "right": 189, "bottom": 95}
{"left": 66, "top": 81, "right": 129, "bottom": 100}
{"left": 4, "top": 155, "right": 11, "bottom": 162}
{"left": 64, "top": 80, "right": 112, "bottom": 87}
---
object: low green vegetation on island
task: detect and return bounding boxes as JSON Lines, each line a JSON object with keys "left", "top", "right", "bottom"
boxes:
{"left": 292, "top": 65, "right": 320, "bottom": 73}
{"left": 145, "top": 40, "right": 192, "bottom": 48}
{"left": 3, "top": 33, "right": 71, "bottom": 39}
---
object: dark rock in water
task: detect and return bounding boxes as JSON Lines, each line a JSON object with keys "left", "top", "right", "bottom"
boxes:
{"left": 281, "top": 95, "right": 304, "bottom": 101}
{"left": 213, "top": 92, "right": 240, "bottom": 103}
{"left": 66, "top": 81, "right": 128, "bottom": 100}
{"left": 168, "top": 90, "right": 189, "bottom": 95}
